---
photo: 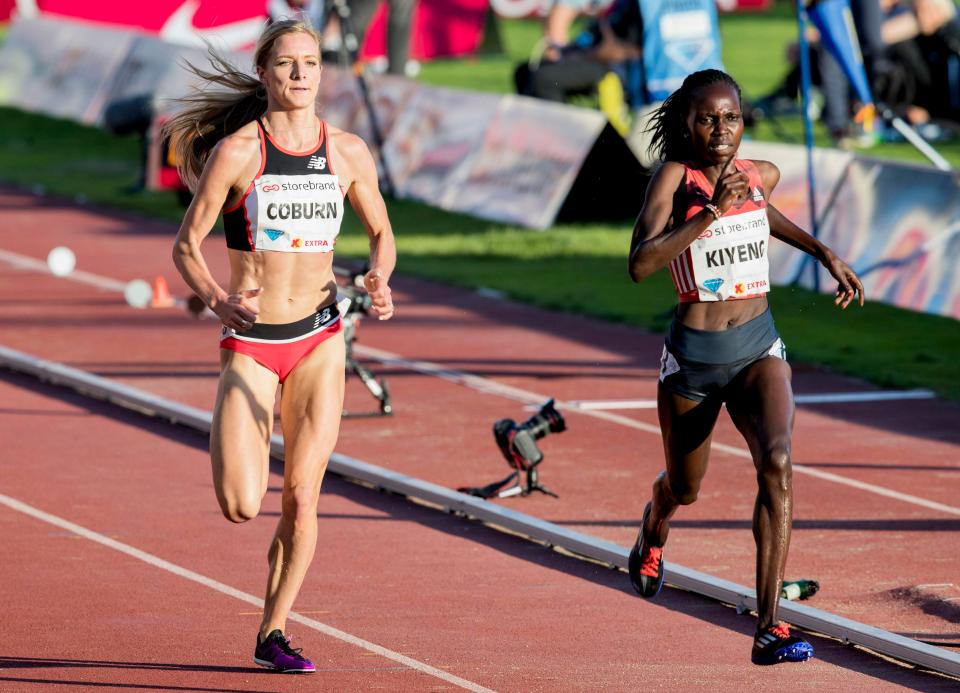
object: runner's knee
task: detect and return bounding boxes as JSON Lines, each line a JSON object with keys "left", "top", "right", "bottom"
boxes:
{"left": 281, "top": 484, "right": 320, "bottom": 525}
{"left": 668, "top": 477, "right": 701, "bottom": 505}
{"left": 220, "top": 493, "right": 261, "bottom": 523}
{"left": 757, "top": 443, "right": 792, "bottom": 491}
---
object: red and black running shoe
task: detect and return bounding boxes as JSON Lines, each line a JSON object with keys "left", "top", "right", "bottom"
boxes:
{"left": 751, "top": 622, "right": 814, "bottom": 665}
{"left": 627, "top": 502, "right": 665, "bottom": 598}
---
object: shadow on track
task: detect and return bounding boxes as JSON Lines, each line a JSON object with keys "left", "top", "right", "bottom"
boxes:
{"left": 3, "top": 369, "right": 956, "bottom": 690}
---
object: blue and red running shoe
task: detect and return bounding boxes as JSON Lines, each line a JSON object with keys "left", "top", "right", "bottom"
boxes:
{"left": 254, "top": 629, "right": 316, "bottom": 673}
{"left": 751, "top": 623, "right": 814, "bottom": 665}
{"left": 627, "top": 503, "right": 665, "bottom": 598}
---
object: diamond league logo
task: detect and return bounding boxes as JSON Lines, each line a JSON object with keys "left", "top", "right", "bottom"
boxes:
{"left": 703, "top": 278, "right": 724, "bottom": 293}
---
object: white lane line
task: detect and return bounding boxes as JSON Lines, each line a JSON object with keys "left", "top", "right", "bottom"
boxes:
{"left": 0, "top": 248, "right": 128, "bottom": 292}
{"left": 795, "top": 390, "right": 935, "bottom": 404}
{"left": 355, "top": 345, "right": 960, "bottom": 517}
{"left": 0, "top": 492, "right": 496, "bottom": 693}
{"left": 556, "top": 389, "right": 937, "bottom": 411}
{"left": 565, "top": 399, "right": 658, "bottom": 410}
{"left": 475, "top": 287, "right": 506, "bottom": 300}
{"left": 1, "top": 249, "right": 954, "bottom": 517}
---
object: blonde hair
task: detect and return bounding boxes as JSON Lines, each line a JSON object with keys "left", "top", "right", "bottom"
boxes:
{"left": 163, "top": 20, "right": 322, "bottom": 189}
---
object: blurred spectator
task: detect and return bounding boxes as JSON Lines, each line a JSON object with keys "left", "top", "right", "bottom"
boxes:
{"left": 879, "top": 0, "right": 960, "bottom": 128}
{"left": 541, "top": 0, "right": 614, "bottom": 60}
{"left": 514, "top": 0, "right": 641, "bottom": 134}
{"left": 757, "top": 0, "right": 960, "bottom": 144}
{"left": 268, "top": 0, "right": 345, "bottom": 60}
{"left": 818, "top": 0, "right": 887, "bottom": 143}
{"left": 267, "top": 0, "right": 326, "bottom": 28}
{"left": 344, "top": 0, "right": 417, "bottom": 75}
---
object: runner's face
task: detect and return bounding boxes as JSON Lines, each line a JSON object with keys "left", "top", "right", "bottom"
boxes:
{"left": 686, "top": 84, "right": 743, "bottom": 166}
{"left": 259, "top": 32, "right": 321, "bottom": 109}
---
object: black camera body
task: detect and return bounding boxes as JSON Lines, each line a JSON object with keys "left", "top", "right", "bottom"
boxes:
{"left": 493, "top": 399, "right": 566, "bottom": 471}
{"left": 459, "top": 399, "right": 567, "bottom": 499}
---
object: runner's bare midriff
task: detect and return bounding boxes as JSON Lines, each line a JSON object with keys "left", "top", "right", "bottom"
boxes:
{"left": 227, "top": 248, "right": 337, "bottom": 323}
{"left": 676, "top": 295, "right": 768, "bottom": 331}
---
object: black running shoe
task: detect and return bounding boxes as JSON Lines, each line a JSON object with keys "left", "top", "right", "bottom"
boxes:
{"left": 254, "top": 629, "right": 316, "bottom": 673}
{"left": 627, "top": 502, "right": 665, "bottom": 598}
{"left": 751, "top": 623, "right": 814, "bottom": 665}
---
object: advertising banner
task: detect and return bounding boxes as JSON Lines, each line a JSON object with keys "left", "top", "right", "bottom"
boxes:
{"left": 447, "top": 95, "right": 608, "bottom": 228}
{"left": 17, "top": 0, "right": 266, "bottom": 48}
{"left": 316, "top": 67, "right": 420, "bottom": 184}
{"left": 383, "top": 86, "right": 501, "bottom": 205}
{"left": 814, "top": 159, "right": 960, "bottom": 318}
{"left": 0, "top": 17, "right": 617, "bottom": 229}
{"left": 740, "top": 140, "right": 960, "bottom": 320}
{"left": 8, "top": 0, "right": 485, "bottom": 58}
{"left": 362, "top": 0, "right": 489, "bottom": 60}
{"left": 0, "top": 16, "right": 134, "bottom": 124}
{"left": 739, "top": 140, "right": 854, "bottom": 285}
{"left": 381, "top": 87, "right": 612, "bottom": 229}
{"left": 102, "top": 38, "right": 212, "bottom": 120}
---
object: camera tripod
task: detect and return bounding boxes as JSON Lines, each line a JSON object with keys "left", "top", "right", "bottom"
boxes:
{"left": 458, "top": 400, "right": 565, "bottom": 500}
{"left": 341, "top": 309, "right": 392, "bottom": 417}
{"left": 459, "top": 465, "right": 558, "bottom": 500}
{"left": 334, "top": 266, "right": 392, "bottom": 417}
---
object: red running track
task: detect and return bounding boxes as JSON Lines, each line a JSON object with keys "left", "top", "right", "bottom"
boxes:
{"left": 1, "top": 188, "right": 958, "bottom": 690}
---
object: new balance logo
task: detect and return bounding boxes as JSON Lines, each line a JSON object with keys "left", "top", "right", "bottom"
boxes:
{"left": 307, "top": 156, "right": 327, "bottom": 170}
{"left": 313, "top": 308, "right": 331, "bottom": 329}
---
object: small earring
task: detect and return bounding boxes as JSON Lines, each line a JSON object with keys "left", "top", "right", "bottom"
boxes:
{"left": 255, "top": 84, "right": 266, "bottom": 100}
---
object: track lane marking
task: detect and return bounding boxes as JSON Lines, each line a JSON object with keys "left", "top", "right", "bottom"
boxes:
{"left": 0, "top": 492, "right": 496, "bottom": 693}
{"left": 355, "top": 345, "right": 960, "bottom": 518}
{"left": 564, "top": 390, "right": 936, "bottom": 409}
{"left": 0, "top": 248, "right": 128, "bottom": 292}
{"left": 2, "top": 249, "right": 955, "bottom": 517}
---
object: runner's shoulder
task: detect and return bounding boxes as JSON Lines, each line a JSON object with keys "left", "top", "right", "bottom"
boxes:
{"left": 749, "top": 160, "right": 780, "bottom": 192}
{"left": 210, "top": 122, "right": 261, "bottom": 167}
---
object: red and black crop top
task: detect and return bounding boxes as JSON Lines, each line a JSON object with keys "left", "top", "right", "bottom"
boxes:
{"left": 668, "top": 159, "right": 771, "bottom": 302}
{"left": 222, "top": 119, "right": 344, "bottom": 253}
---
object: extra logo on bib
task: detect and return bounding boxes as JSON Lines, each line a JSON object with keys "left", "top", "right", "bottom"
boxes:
{"left": 252, "top": 173, "right": 343, "bottom": 253}
{"left": 692, "top": 206, "right": 770, "bottom": 300}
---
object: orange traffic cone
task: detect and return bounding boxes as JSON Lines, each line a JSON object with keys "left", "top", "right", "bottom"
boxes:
{"left": 150, "top": 275, "right": 176, "bottom": 308}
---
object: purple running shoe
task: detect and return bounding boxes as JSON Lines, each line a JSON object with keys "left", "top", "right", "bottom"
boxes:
{"left": 254, "top": 629, "right": 316, "bottom": 673}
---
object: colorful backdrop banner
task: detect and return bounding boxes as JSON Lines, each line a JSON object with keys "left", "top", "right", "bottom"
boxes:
{"left": 7, "top": 0, "right": 487, "bottom": 58}
{"left": 742, "top": 141, "right": 960, "bottom": 320}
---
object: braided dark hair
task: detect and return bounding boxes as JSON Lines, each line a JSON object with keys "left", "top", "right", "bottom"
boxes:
{"left": 646, "top": 69, "right": 742, "bottom": 164}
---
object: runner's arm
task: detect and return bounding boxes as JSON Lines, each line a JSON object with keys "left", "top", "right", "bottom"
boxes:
{"left": 757, "top": 160, "right": 864, "bottom": 308}
{"left": 629, "top": 159, "right": 747, "bottom": 281}
{"left": 172, "top": 137, "right": 260, "bottom": 324}
{"left": 342, "top": 134, "right": 396, "bottom": 320}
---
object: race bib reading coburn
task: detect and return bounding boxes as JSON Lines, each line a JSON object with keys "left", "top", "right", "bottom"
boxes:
{"left": 252, "top": 173, "right": 344, "bottom": 253}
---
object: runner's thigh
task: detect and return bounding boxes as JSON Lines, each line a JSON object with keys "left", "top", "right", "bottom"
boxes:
{"left": 211, "top": 349, "right": 280, "bottom": 514}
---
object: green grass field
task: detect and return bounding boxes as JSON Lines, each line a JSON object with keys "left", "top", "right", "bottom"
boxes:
{"left": 0, "top": 9, "right": 958, "bottom": 400}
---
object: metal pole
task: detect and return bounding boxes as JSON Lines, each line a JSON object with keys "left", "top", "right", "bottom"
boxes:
{"left": 796, "top": 1, "right": 821, "bottom": 292}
